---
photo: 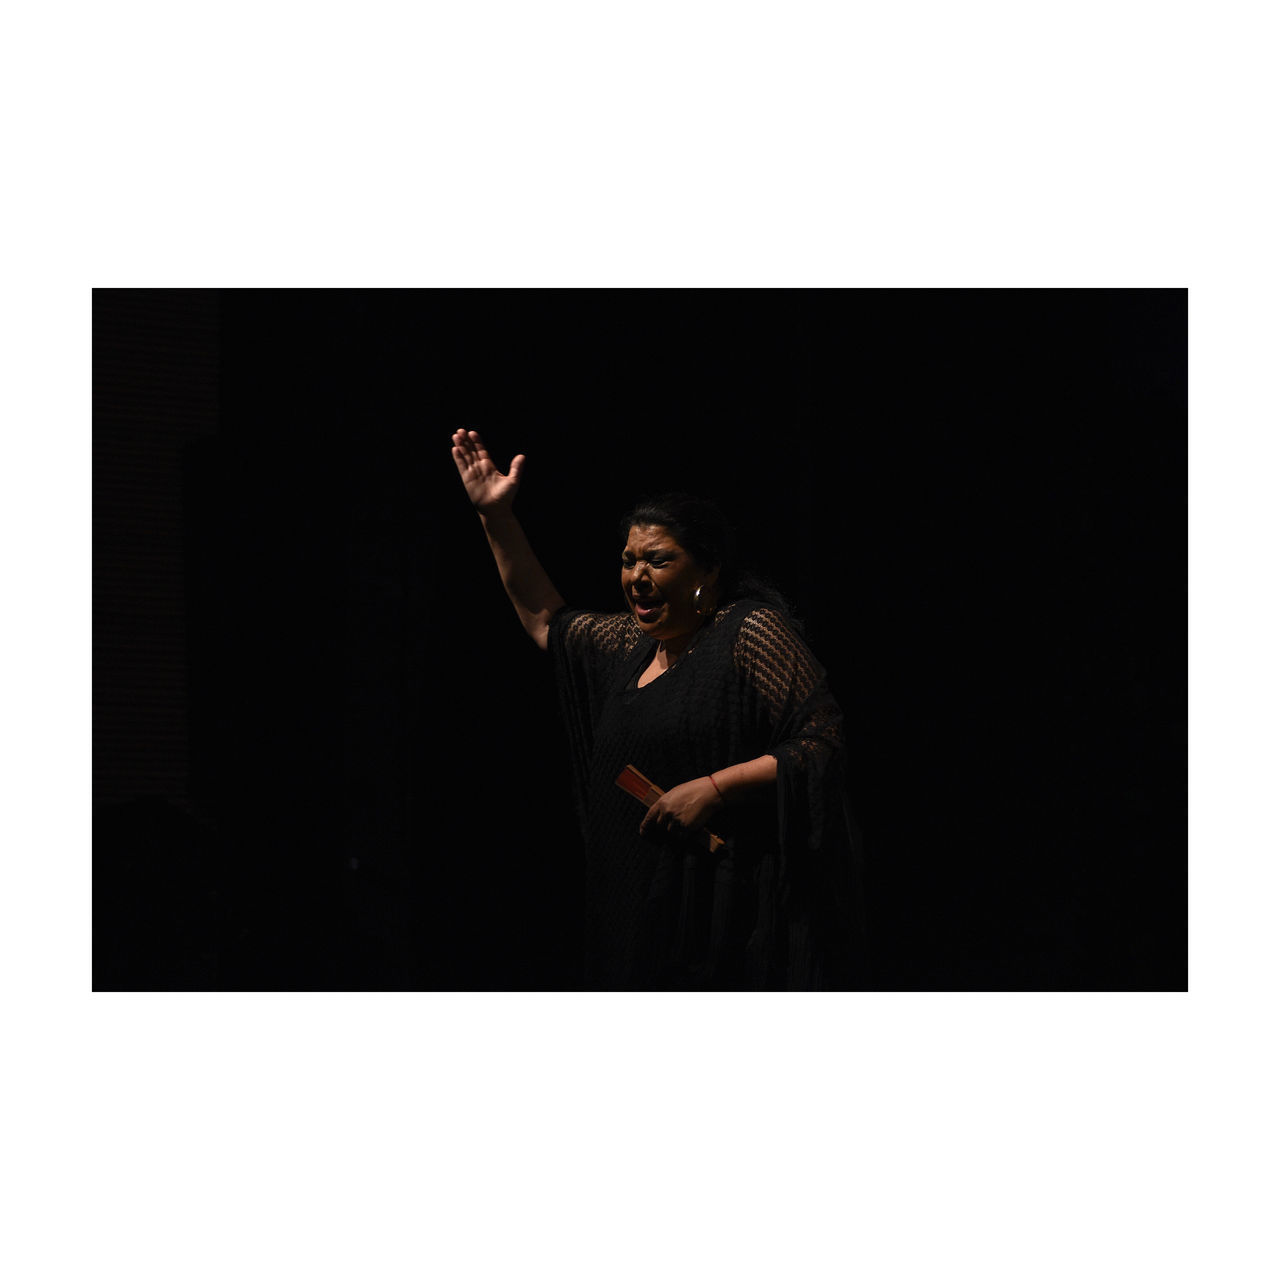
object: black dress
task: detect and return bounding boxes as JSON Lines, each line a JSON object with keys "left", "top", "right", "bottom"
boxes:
{"left": 548, "top": 599, "right": 862, "bottom": 990}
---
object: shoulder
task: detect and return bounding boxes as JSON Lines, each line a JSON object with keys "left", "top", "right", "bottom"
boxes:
{"left": 550, "top": 607, "right": 643, "bottom": 659}
{"left": 730, "top": 601, "right": 822, "bottom": 677}
{"left": 731, "top": 601, "right": 804, "bottom": 652}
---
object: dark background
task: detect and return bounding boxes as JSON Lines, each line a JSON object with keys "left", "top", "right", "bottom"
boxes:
{"left": 93, "top": 288, "right": 1187, "bottom": 991}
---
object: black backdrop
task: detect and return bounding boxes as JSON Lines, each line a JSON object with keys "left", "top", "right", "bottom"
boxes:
{"left": 93, "top": 288, "right": 1186, "bottom": 991}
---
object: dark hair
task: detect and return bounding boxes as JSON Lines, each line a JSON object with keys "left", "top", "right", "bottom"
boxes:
{"left": 619, "top": 492, "right": 802, "bottom": 631}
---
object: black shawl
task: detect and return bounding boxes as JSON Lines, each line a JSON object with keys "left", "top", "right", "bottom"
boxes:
{"left": 548, "top": 599, "right": 863, "bottom": 990}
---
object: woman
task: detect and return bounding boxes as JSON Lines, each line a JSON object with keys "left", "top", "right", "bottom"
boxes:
{"left": 451, "top": 429, "right": 862, "bottom": 990}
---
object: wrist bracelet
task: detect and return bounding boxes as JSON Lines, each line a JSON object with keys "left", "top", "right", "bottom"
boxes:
{"left": 707, "top": 773, "right": 725, "bottom": 800}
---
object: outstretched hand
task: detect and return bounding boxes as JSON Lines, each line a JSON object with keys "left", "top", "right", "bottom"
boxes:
{"left": 451, "top": 429, "right": 526, "bottom": 514}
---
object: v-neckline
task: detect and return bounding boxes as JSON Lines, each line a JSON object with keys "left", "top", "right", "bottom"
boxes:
{"left": 634, "top": 642, "right": 674, "bottom": 690}
{"left": 632, "top": 631, "right": 702, "bottom": 690}
{"left": 626, "top": 608, "right": 727, "bottom": 693}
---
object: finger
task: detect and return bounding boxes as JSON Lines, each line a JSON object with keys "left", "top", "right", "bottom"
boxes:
{"left": 452, "top": 446, "right": 479, "bottom": 482}
{"left": 508, "top": 453, "right": 526, "bottom": 485}
{"left": 468, "top": 430, "right": 493, "bottom": 464}
{"left": 640, "top": 800, "right": 661, "bottom": 837}
{"left": 452, "top": 431, "right": 476, "bottom": 470}
{"left": 469, "top": 430, "right": 503, "bottom": 478}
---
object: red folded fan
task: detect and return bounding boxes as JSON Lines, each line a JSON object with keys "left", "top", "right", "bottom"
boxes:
{"left": 614, "top": 764, "right": 726, "bottom": 853}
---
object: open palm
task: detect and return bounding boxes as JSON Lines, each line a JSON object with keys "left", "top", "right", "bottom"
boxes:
{"left": 451, "top": 429, "right": 526, "bottom": 513}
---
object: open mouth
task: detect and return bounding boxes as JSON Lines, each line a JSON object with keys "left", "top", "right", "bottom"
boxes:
{"left": 632, "top": 596, "right": 663, "bottom": 623}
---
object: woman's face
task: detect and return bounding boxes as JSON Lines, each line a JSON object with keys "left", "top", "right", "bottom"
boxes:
{"left": 621, "top": 523, "right": 718, "bottom": 642}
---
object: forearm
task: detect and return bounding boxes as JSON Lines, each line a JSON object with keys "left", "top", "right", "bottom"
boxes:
{"left": 643, "top": 755, "right": 779, "bottom": 841}
{"left": 708, "top": 753, "right": 778, "bottom": 804}
{"left": 478, "top": 508, "right": 566, "bottom": 650}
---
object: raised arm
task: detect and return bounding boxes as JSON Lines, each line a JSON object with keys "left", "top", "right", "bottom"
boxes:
{"left": 451, "top": 429, "right": 566, "bottom": 651}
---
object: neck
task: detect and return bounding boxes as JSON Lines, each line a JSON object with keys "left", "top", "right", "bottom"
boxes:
{"left": 658, "top": 630, "right": 697, "bottom": 660}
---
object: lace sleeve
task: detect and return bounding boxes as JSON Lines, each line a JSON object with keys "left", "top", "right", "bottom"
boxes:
{"left": 554, "top": 609, "right": 643, "bottom": 663}
{"left": 733, "top": 605, "right": 863, "bottom": 986}
{"left": 732, "top": 606, "right": 844, "bottom": 772}
{"left": 547, "top": 608, "right": 643, "bottom": 832}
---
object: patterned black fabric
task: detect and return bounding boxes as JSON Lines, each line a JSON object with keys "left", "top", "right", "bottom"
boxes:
{"left": 548, "top": 599, "right": 863, "bottom": 990}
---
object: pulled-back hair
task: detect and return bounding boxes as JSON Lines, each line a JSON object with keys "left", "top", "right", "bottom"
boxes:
{"left": 619, "top": 492, "right": 802, "bottom": 631}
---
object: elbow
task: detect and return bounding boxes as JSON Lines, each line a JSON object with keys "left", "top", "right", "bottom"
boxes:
{"left": 529, "top": 598, "right": 564, "bottom": 652}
